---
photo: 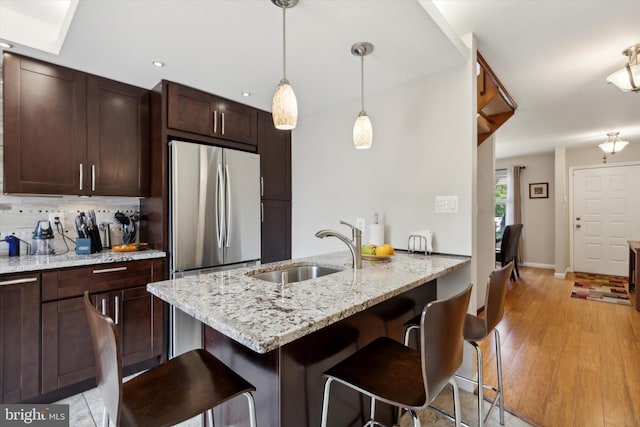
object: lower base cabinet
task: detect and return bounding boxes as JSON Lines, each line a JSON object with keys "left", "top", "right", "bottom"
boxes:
{"left": 41, "top": 259, "right": 164, "bottom": 398}
{"left": 0, "top": 273, "right": 40, "bottom": 403}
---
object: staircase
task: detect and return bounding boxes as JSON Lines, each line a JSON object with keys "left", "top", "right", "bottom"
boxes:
{"left": 477, "top": 53, "right": 517, "bottom": 145}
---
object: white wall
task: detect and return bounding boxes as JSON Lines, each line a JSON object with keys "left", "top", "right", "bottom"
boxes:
{"left": 476, "top": 134, "right": 497, "bottom": 308}
{"left": 496, "top": 152, "right": 555, "bottom": 268}
{"left": 291, "top": 65, "right": 474, "bottom": 260}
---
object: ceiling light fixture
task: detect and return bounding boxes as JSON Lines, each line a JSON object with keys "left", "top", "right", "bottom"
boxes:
{"left": 0, "top": 42, "right": 13, "bottom": 49}
{"left": 599, "top": 132, "right": 629, "bottom": 163}
{"left": 606, "top": 44, "right": 640, "bottom": 93}
{"left": 152, "top": 61, "right": 165, "bottom": 67}
{"left": 271, "top": 0, "right": 298, "bottom": 130}
{"left": 351, "top": 42, "right": 374, "bottom": 150}
{"left": 241, "top": 91, "right": 251, "bottom": 97}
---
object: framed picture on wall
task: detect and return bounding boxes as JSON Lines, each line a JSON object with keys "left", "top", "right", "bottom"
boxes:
{"left": 529, "top": 182, "right": 548, "bottom": 199}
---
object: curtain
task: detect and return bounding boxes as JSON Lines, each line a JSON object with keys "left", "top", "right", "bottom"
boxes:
{"left": 513, "top": 165, "right": 524, "bottom": 263}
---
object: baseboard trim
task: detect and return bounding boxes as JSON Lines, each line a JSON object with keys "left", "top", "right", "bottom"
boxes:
{"left": 521, "top": 262, "right": 555, "bottom": 269}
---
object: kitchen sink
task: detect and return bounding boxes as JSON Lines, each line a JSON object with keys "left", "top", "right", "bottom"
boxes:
{"left": 249, "top": 264, "right": 344, "bottom": 284}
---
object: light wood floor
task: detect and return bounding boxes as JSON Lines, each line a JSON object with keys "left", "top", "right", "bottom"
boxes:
{"left": 476, "top": 266, "right": 640, "bottom": 427}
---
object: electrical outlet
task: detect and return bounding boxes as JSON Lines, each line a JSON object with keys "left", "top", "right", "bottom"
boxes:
{"left": 356, "top": 218, "right": 366, "bottom": 232}
{"left": 48, "top": 212, "right": 64, "bottom": 229}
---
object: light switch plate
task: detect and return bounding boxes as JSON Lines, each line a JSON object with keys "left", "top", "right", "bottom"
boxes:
{"left": 435, "top": 196, "right": 458, "bottom": 213}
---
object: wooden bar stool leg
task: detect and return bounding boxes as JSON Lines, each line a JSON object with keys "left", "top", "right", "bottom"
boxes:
{"left": 495, "top": 329, "right": 505, "bottom": 425}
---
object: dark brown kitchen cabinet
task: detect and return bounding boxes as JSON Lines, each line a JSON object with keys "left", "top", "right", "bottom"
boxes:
{"left": 258, "top": 110, "right": 292, "bottom": 264}
{"left": 261, "top": 200, "right": 292, "bottom": 264}
{"left": 258, "top": 110, "right": 291, "bottom": 201}
{"left": 0, "top": 273, "right": 40, "bottom": 403}
{"left": 167, "top": 82, "right": 257, "bottom": 146}
{"left": 40, "top": 260, "right": 164, "bottom": 396}
{"left": 86, "top": 76, "right": 150, "bottom": 196}
{"left": 2, "top": 53, "right": 149, "bottom": 196}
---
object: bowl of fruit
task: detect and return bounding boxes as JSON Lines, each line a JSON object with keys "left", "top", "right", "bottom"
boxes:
{"left": 361, "top": 244, "right": 395, "bottom": 261}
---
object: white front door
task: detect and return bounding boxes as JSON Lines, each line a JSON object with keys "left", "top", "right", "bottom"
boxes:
{"left": 572, "top": 164, "right": 640, "bottom": 276}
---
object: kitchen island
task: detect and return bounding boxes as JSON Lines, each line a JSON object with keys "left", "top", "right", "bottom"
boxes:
{"left": 147, "top": 251, "right": 470, "bottom": 426}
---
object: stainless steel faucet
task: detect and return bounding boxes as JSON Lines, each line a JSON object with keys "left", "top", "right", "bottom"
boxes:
{"left": 315, "top": 220, "right": 362, "bottom": 269}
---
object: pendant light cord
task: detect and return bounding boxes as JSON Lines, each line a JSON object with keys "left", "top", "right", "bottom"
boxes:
{"left": 282, "top": 3, "right": 287, "bottom": 82}
{"left": 360, "top": 53, "right": 365, "bottom": 113}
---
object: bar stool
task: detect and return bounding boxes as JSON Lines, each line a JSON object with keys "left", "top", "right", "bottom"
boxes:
{"left": 404, "top": 262, "right": 513, "bottom": 427}
{"left": 84, "top": 291, "right": 257, "bottom": 427}
{"left": 320, "top": 284, "right": 473, "bottom": 427}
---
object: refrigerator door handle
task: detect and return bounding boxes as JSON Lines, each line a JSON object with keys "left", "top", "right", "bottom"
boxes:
{"left": 225, "top": 163, "right": 232, "bottom": 247}
{"left": 216, "top": 164, "right": 224, "bottom": 248}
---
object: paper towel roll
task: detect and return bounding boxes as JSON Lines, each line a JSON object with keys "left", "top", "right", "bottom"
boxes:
{"left": 369, "top": 224, "right": 385, "bottom": 246}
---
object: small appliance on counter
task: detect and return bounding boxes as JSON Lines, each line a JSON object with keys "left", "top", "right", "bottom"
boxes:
{"left": 3, "top": 235, "right": 31, "bottom": 256}
{"left": 32, "top": 220, "right": 55, "bottom": 255}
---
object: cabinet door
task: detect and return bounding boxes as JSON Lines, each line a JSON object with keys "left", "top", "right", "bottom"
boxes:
{"left": 87, "top": 76, "right": 150, "bottom": 196}
{"left": 41, "top": 297, "right": 95, "bottom": 394}
{"left": 261, "top": 200, "right": 292, "bottom": 264}
{"left": 258, "top": 111, "right": 291, "bottom": 200}
{"left": 119, "top": 287, "right": 163, "bottom": 366}
{"left": 167, "top": 83, "right": 214, "bottom": 137}
{"left": 0, "top": 273, "right": 40, "bottom": 403}
{"left": 3, "top": 53, "right": 87, "bottom": 195}
{"left": 217, "top": 97, "right": 258, "bottom": 145}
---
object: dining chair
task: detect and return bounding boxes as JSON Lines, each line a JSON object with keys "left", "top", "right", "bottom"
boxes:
{"left": 496, "top": 224, "right": 522, "bottom": 280}
{"left": 84, "top": 291, "right": 257, "bottom": 427}
{"left": 320, "top": 284, "right": 473, "bottom": 427}
{"left": 404, "top": 262, "right": 513, "bottom": 427}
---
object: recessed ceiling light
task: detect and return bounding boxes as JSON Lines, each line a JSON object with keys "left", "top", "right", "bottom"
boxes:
{"left": 0, "top": 42, "right": 13, "bottom": 49}
{"left": 241, "top": 92, "right": 251, "bottom": 97}
{"left": 152, "top": 61, "right": 165, "bottom": 67}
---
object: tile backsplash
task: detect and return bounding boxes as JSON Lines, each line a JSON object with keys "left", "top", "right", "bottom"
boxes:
{"left": 0, "top": 81, "right": 142, "bottom": 257}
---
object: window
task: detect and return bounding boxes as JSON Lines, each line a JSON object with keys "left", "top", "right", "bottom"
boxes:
{"left": 495, "top": 169, "right": 508, "bottom": 240}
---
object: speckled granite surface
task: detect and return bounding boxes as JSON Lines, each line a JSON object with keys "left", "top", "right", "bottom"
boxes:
{"left": 147, "top": 251, "right": 470, "bottom": 354}
{"left": 0, "top": 249, "right": 166, "bottom": 275}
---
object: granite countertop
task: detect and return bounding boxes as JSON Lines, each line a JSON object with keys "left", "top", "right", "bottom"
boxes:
{"left": 147, "top": 251, "right": 470, "bottom": 354}
{"left": 0, "top": 249, "right": 166, "bottom": 275}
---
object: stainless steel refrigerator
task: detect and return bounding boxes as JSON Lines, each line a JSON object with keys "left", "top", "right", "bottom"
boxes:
{"left": 169, "top": 140, "right": 261, "bottom": 356}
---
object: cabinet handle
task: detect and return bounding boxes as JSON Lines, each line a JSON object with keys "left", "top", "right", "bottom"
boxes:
{"left": 114, "top": 295, "right": 120, "bottom": 324}
{"left": 221, "top": 112, "right": 225, "bottom": 135}
{"left": 93, "top": 266, "right": 128, "bottom": 274}
{"left": 213, "top": 111, "right": 218, "bottom": 134}
{"left": 261, "top": 202, "right": 264, "bottom": 223}
{"left": 260, "top": 177, "right": 264, "bottom": 197}
{"left": 101, "top": 298, "right": 107, "bottom": 316}
{"left": 79, "top": 163, "right": 84, "bottom": 191}
{"left": 0, "top": 277, "right": 38, "bottom": 286}
{"left": 91, "top": 164, "right": 96, "bottom": 192}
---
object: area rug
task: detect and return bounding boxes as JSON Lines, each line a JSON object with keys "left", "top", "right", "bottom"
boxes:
{"left": 571, "top": 272, "right": 631, "bottom": 305}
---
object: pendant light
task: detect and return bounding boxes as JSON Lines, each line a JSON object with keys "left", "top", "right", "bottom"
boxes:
{"left": 271, "top": 0, "right": 298, "bottom": 130}
{"left": 606, "top": 44, "right": 640, "bottom": 93}
{"left": 351, "top": 42, "right": 374, "bottom": 149}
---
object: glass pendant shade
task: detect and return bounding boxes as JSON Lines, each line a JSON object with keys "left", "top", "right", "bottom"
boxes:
{"left": 606, "top": 44, "right": 640, "bottom": 93}
{"left": 272, "top": 80, "right": 298, "bottom": 130}
{"left": 598, "top": 132, "right": 629, "bottom": 154}
{"left": 606, "top": 64, "right": 640, "bottom": 93}
{"left": 353, "top": 113, "right": 373, "bottom": 149}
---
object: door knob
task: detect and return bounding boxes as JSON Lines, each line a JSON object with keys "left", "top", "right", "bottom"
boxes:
{"left": 576, "top": 217, "right": 581, "bottom": 221}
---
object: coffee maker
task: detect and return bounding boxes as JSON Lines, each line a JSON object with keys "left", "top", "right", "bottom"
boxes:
{"left": 32, "top": 220, "right": 55, "bottom": 255}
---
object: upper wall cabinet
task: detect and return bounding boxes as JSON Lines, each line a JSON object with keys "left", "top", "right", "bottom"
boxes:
{"left": 258, "top": 110, "right": 291, "bottom": 201}
{"left": 3, "top": 53, "right": 150, "bottom": 196}
{"left": 477, "top": 53, "right": 516, "bottom": 146}
{"left": 167, "top": 82, "right": 257, "bottom": 146}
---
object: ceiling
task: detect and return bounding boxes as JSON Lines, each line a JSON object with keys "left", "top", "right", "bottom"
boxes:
{"left": 1, "top": 0, "right": 638, "bottom": 159}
